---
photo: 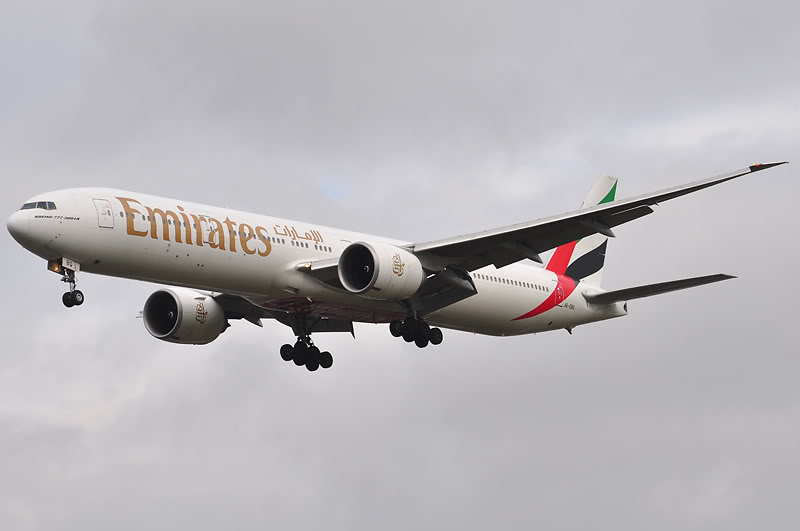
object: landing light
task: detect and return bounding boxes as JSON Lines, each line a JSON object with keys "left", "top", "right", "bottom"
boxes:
{"left": 47, "top": 260, "right": 64, "bottom": 274}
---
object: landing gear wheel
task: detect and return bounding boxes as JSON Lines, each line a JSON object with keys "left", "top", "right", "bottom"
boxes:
{"left": 319, "top": 351, "right": 333, "bottom": 369}
{"left": 62, "top": 292, "right": 74, "bottom": 308}
{"left": 402, "top": 319, "right": 417, "bottom": 342}
{"left": 306, "top": 346, "right": 320, "bottom": 370}
{"left": 389, "top": 320, "right": 404, "bottom": 337}
{"left": 71, "top": 290, "right": 84, "bottom": 306}
{"left": 307, "top": 345, "right": 320, "bottom": 360}
{"left": 417, "top": 321, "right": 430, "bottom": 341}
{"left": 292, "top": 344, "right": 307, "bottom": 366}
{"left": 415, "top": 337, "right": 429, "bottom": 348}
{"left": 280, "top": 344, "right": 294, "bottom": 362}
{"left": 429, "top": 327, "right": 443, "bottom": 346}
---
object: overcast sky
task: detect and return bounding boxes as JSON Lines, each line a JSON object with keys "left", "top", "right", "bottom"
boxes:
{"left": 1, "top": 1, "right": 798, "bottom": 529}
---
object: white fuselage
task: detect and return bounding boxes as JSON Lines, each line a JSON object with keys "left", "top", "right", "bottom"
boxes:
{"left": 7, "top": 188, "right": 626, "bottom": 336}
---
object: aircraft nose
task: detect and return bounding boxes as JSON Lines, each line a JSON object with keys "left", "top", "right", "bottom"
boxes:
{"left": 7, "top": 210, "right": 30, "bottom": 245}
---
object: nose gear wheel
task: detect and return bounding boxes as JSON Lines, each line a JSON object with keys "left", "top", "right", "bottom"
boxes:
{"left": 59, "top": 267, "right": 84, "bottom": 308}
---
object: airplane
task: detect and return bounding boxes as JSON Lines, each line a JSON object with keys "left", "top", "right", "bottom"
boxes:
{"left": 6, "top": 162, "right": 787, "bottom": 371}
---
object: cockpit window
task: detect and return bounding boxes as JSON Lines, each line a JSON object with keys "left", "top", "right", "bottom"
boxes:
{"left": 20, "top": 201, "right": 56, "bottom": 211}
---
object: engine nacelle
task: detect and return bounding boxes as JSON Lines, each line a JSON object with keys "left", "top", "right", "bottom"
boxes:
{"left": 143, "top": 288, "right": 227, "bottom": 345}
{"left": 338, "top": 241, "right": 425, "bottom": 300}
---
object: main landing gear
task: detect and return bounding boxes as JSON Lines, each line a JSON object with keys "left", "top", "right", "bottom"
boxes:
{"left": 60, "top": 268, "right": 84, "bottom": 308}
{"left": 279, "top": 337, "right": 334, "bottom": 372}
{"left": 389, "top": 317, "right": 443, "bottom": 348}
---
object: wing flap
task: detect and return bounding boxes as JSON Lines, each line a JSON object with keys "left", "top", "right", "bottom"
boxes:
{"left": 583, "top": 273, "right": 736, "bottom": 305}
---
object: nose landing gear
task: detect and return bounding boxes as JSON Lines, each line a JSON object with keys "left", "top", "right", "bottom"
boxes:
{"left": 389, "top": 317, "right": 443, "bottom": 348}
{"left": 60, "top": 267, "right": 84, "bottom": 308}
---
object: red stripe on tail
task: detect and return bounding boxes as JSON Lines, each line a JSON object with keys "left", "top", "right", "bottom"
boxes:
{"left": 546, "top": 240, "right": 578, "bottom": 275}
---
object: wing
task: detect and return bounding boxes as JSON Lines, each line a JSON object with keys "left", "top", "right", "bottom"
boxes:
{"left": 411, "top": 162, "right": 787, "bottom": 272}
{"left": 583, "top": 273, "right": 735, "bottom": 305}
{"left": 297, "top": 162, "right": 785, "bottom": 315}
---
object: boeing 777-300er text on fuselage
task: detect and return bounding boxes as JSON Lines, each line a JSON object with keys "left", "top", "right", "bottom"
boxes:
{"left": 6, "top": 162, "right": 788, "bottom": 371}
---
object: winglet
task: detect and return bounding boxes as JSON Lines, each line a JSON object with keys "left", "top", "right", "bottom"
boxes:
{"left": 749, "top": 161, "right": 788, "bottom": 172}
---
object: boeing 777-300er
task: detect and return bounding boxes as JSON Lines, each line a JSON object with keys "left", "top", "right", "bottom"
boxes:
{"left": 6, "top": 162, "right": 787, "bottom": 371}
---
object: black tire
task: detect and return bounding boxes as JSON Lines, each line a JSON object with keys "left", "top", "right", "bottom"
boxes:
{"left": 402, "top": 319, "right": 416, "bottom": 342}
{"left": 71, "top": 290, "right": 84, "bottom": 306}
{"left": 62, "top": 292, "right": 74, "bottom": 308}
{"left": 306, "top": 359, "right": 320, "bottom": 372}
{"left": 429, "top": 328, "right": 443, "bottom": 345}
{"left": 389, "top": 320, "right": 404, "bottom": 337}
{"left": 319, "top": 351, "right": 333, "bottom": 369}
{"left": 418, "top": 321, "right": 430, "bottom": 341}
{"left": 293, "top": 344, "right": 307, "bottom": 366}
{"left": 280, "top": 344, "right": 294, "bottom": 361}
{"left": 415, "top": 337, "right": 429, "bottom": 348}
{"left": 307, "top": 345, "right": 320, "bottom": 363}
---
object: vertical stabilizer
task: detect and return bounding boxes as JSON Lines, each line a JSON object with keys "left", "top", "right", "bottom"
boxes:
{"left": 546, "top": 175, "right": 617, "bottom": 287}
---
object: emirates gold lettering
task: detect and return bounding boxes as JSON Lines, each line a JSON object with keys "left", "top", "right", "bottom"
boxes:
{"left": 117, "top": 197, "right": 148, "bottom": 237}
{"left": 146, "top": 207, "right": 183, "bottom": 243}
{"left": 115, "top": 197, "right": 292, "bottom": 259}
{"left": 239, "top": 223, "right": 256, "bottom": 255}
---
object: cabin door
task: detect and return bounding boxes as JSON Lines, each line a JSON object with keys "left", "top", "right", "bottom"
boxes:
{"left": 93, "top": 199, "right": 115, "bottom": 229}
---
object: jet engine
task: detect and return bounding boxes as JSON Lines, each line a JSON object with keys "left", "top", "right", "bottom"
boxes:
{"left": 338, "top": 241, "right": 425, "bottom": 300}
{"left": 143, "top": 288, "right": 227, "bottom": 345}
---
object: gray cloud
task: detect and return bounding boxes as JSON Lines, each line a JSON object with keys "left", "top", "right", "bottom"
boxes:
{"left": 1, "top": 0, "right": 798, "bottom": 529}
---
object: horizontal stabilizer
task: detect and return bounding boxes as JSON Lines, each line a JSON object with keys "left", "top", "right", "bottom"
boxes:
{"left": 583, "top": 274, "right": 736, "bottom": 305}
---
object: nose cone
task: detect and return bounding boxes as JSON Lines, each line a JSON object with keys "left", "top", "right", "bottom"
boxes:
{"left": 7, "top": 210, "right": 30, "bottom": 246}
